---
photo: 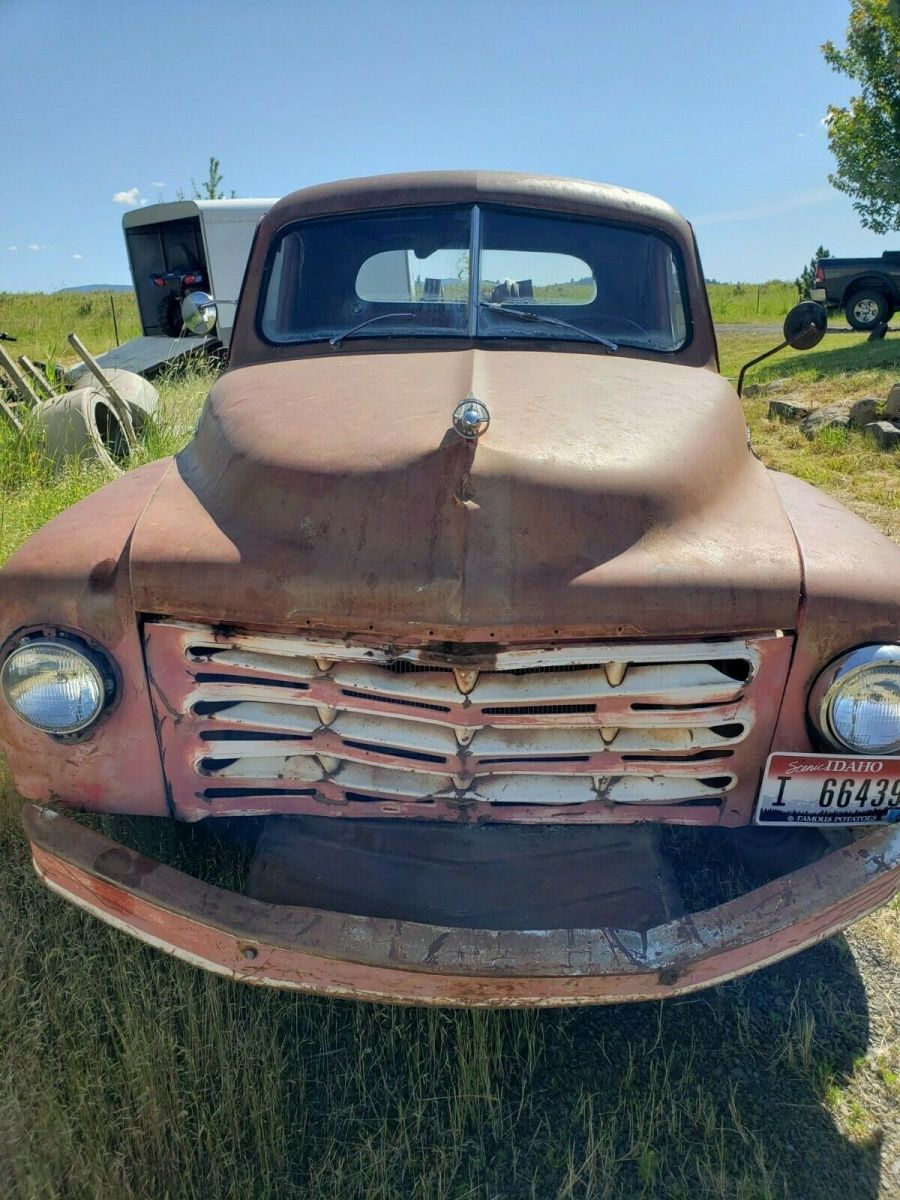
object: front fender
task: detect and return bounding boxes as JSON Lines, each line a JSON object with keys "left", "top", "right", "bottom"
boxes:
{"left": 0, "top": 460, "right": 173, "bottom": 815}
{"left": 769, "top": 471, "right": 900, "bottom": 753}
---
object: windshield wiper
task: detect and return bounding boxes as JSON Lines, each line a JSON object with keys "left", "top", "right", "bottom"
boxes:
{"left": 479, "top": 302, "right": 617, "bottom": 353}
{"left": 330, "top": 312, "right": 416, "bottom": 348}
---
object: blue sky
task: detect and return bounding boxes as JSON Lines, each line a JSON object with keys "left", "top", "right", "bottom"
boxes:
{"left": 1, "top": 0, "right": 891, "bottom": 291}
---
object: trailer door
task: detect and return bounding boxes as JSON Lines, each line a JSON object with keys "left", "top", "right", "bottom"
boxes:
{"left": 125, "top": 217, "right": 207, "bottom": 336}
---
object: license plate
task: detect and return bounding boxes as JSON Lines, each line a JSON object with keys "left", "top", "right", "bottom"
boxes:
{"left": 755, "top": 753, "right": 900, "bottom": 825}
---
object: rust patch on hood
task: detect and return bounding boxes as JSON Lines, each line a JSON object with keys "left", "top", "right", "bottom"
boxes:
{"left": 128, "top": 348, "right": 801, "bottom": 638}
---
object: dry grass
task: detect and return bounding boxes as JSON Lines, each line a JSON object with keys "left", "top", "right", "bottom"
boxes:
{"left": 744, "top": 405, "right": 899, "bottom": 541}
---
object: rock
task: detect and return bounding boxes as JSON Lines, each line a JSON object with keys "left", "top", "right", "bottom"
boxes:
{"left": 800, "top": 402, "right": 852, "bottom": 438}
{"left": 848, "top": 396, "right": 881, "bottom": 428}
{"left": 766, "top": 378, "right": 788, "bottom": 394}
{"left": 768, "top": 399, "right": 810, "bottom": 422}
{"left": 886, "top": 383, "right": 900, "bottom": 420}
{"left": 865, "top": 420, "right": 900, "bottom": 450}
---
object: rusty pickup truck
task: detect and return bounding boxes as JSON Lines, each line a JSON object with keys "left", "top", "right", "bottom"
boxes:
{"left": 2, "top": 172, "right": 899, "bottom": 1006}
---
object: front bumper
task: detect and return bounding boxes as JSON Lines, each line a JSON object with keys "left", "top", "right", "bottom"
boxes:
{"left": 23, "top": 803, "right": 900, "bottom": 1007}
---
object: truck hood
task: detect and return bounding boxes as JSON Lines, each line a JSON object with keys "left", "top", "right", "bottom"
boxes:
{"left": 129, "top": 348, "right": 802, "bottom": 640}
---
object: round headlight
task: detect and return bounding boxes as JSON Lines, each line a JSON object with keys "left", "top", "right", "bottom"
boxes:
{"left": 0, "top": 638, "right": 110, "bottom": 735}
{"left": 809, "top": 644, "right": 900, "bottom": 755}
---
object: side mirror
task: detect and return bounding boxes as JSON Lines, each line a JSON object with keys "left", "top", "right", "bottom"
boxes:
{"left": 783, "top": 301, "right": 827, "bottom": 350}
{"left": 181, "top": 291, "right": 218, "bottom": 337}
{"left": 737, "top": 301, "right": 827, "bottom": 396}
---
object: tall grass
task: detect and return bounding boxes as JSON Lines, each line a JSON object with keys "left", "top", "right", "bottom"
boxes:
{"left": 0, "top": 361, "right": 212, "bottom": 565}
{"left": 0, "top": 779, "right": 882, "bottom": 1199}
{"left": 0, "top": 291, "right": 141, "bottom": 365}
{"left": 706, "top": 280, "right": 798, "bottom": 324}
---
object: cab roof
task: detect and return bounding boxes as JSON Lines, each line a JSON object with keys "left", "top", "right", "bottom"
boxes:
{"left": 263, "top": 171, "right": 691, "bottom": 239}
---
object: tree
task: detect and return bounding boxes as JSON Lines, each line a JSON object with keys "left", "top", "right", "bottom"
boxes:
{"left": 178, "top": 156, "right": 236, "bottom": 201}
{"left": 822, "top": 0, "right": 900, "bottom": 233}
{"left": 796, "top": 246, "right": 831, "bottom": 299}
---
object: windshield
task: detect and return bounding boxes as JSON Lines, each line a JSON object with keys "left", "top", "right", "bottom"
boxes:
{"left": 259, "top": 204, "right": 689, "bottom": 352}
{"left": 478, "top": 208, "right": 688, "bottom": 351}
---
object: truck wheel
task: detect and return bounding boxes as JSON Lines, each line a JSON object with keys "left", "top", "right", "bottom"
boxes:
{"left": 845, "top": 289, "right": 889, "bottom": 331}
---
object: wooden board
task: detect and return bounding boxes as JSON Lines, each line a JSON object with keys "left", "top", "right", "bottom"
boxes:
{"left": 64, "top": 335, "right": 216, "bottom": 383}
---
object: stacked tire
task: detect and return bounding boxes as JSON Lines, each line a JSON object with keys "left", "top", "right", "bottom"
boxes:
{"left": 31, "top": 370, "right": 159, "bottom": 473}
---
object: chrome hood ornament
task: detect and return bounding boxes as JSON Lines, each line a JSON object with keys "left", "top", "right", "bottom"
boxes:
{"left": 452, "top": 396, "right": 490, "bottom": 441}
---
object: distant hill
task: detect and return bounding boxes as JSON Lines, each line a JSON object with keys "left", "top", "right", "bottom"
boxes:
{"left": 56, "top": 284, "right": 133, "bottom": 294}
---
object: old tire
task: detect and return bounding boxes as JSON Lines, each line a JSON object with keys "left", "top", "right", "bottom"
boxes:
{"left": 31, "top": 387, "right": 130, "bottom": 472}
{"left": 845, "top": 289, "right": 890, "bottom": 331}
{"left": 72, "top": 368, "right": 159, "bottom": 433}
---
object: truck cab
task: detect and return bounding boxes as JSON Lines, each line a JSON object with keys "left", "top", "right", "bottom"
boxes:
{"left": 3, "top": 172, "right": 899, "bottom": 1006}
{"left": 812, "top": 250, "right": 900, "bottom": 330}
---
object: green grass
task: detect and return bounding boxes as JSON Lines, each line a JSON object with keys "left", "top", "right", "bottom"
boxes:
{"left": 0, "top": 327, "right": 899, "bottom": 1197}
{"left": 719, "top": 328, "right": 900, "bottom": 541}
{"left": 0, "top": 290, "right": 141, "bottom": 366}
{"left": 706, "top": 280, "right": 799, "bottom": 324}
{"left": 0, "top": 361, "right": 212, "bottom": 565}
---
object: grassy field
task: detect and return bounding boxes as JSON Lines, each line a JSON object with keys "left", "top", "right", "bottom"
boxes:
{"left": 0, "top": 325, "right": 898, "bottom": 1198}
{"left": 706, "top": 280, "right": 799, "bottom": 324}
{"left": 719, "top": 328, "right": 900, "bottom": 541}
{"left": 0, "top": 291, "right": 141, "bottom": 367}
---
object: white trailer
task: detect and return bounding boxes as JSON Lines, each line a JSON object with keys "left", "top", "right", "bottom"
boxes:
{"left": 69, "top": 198, "right": 276, "bottom": 380}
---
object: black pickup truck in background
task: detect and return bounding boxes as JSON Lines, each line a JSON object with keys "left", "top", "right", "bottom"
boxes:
{"left": 811, "top": 251, "right": 900, "bottom": 330}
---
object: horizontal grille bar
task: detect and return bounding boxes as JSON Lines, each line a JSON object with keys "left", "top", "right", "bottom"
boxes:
{"left": 197, "top": 714, "right": 746, "bottom": 758}
{"left": 195, "top": 770, "right": 735, "bottom": 806}
{"left": 183, "top": 632, "right": 761, "bottom": 673}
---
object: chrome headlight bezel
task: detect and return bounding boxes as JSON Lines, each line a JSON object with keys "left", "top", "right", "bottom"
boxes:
{"left": 0, "top": 630, "right": 118, "bottom": 740}
{"left": 808, "top": 643, "right": 900, "bottom": 756}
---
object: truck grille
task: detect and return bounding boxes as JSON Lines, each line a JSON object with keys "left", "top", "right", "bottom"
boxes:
{"left": 144, "top": 622, "right": 792, "bottom": 825}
